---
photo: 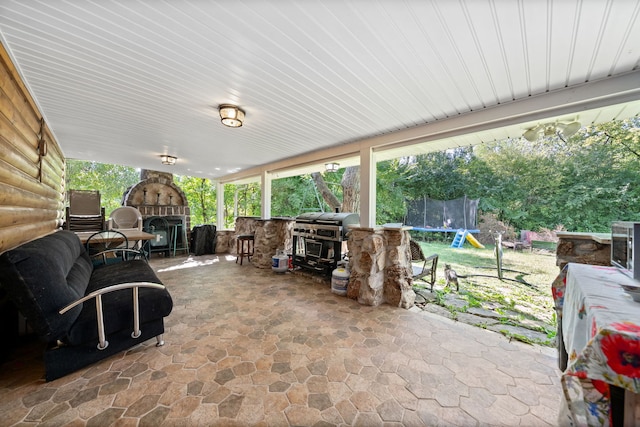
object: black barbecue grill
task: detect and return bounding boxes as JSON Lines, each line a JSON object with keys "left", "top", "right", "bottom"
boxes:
{"left": 293, "top": 212, "right": 359, "bottom": 275}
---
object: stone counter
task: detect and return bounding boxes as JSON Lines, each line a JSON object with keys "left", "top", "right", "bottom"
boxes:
{"left": 556, "top": 231, "right": 611, "bottom": 269}
{"left": 234, "top": 216, "right": 295, "bottom": 269}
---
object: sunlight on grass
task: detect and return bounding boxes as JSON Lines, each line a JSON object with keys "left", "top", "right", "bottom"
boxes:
{"left": 415, "top": 241, "right": 559, "bottom": 344}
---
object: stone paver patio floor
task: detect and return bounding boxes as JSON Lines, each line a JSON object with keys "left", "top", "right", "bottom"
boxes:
{"left": 0, "top": 253, "right": 563, "bottom": 426}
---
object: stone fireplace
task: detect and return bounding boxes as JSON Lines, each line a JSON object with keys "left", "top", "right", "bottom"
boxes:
{"left": 121, "top": 170, "right": 191, "bottom": 237}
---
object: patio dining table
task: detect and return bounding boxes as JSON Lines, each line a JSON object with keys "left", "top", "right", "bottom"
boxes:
{"left": 74, "top": 229, "right": 157, "bottom": 246}
{"left": 552, "top": 263, "right": 640, "bottom": 426}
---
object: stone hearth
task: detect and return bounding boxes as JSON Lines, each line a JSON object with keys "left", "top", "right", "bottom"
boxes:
{"left": 122, "top": 170, "right": 191, "bottom": 231}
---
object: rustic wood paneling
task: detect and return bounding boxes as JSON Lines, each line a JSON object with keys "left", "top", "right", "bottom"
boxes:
{"left": 0, "top": 206, "right": 60, "bottom": 229}
{"left": 0, "top": 90, "right": 39, "bottom": 160}
{"left": 0, "top": 159, "right": 59, "bottom": 199}
{"left": 0, "top": 41, "right": 65, "bottom": 253}
{"left": 0, "top": 181, "right": 60, "bottom": 212}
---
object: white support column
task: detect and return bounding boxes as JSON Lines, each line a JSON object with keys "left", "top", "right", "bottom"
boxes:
{"left": 261, "top": 170, "right": 272, "bottom": 220}
{"left": 359, "top": 146, "right": 376, "bottom": 228}
{"left": 216, "top": 181, "right": 225, "bottom": 230}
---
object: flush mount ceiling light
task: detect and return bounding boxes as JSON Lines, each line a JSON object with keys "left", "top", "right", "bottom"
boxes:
{"left": 219, "top": 104, "right": 245, "bottom": 128}
{"left": 161, "top": 155, "right": 177, "bottom": 165}
{"left": 325, "top": 162, "right": 340, "bottom": 172}
{"left": 523, "top": 120, "right": 581, "bottom": 142}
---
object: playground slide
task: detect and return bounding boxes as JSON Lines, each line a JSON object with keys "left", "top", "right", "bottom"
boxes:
{"left": 465, "top": 233, "right": 485, "bottom": 249}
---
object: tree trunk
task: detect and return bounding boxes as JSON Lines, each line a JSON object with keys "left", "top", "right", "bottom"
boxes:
{"left": 199, "top": 178, "right": 208, "bottom": 221}
{"left": 341, "top": 166, "right": 360, "bottom": 213}
{"left": 311, "top": 166, "right": 360, "bottom": 213}
{"left": 311, "top": 172, "right": 341, "bottom": 211}
{"left": 233, "top": 187, "right": 239, "bottom": 219}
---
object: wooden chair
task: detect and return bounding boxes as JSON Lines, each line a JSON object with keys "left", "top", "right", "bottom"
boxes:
{"left": 410, "top": 239, "right": 439, "bottom": 292}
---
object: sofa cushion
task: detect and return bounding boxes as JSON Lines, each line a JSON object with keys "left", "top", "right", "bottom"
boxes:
{"left": 0, "top": 231, "right": 91, "bottom": 341}
{"left": 66, "top": 259, "right": 173, "bottom": 346}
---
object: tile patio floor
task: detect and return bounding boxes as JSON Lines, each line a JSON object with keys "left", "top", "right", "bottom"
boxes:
{"left": 0, "top": 254, "right": 563, "bottom": 426}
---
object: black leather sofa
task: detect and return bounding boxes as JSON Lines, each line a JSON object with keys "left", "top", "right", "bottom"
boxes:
{"left": 0, "top": 230, "right": 173, "bottom": 381}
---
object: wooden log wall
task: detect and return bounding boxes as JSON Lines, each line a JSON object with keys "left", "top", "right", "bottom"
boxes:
{"left": 0, "top": 41, "right": 65, "bottom": 253}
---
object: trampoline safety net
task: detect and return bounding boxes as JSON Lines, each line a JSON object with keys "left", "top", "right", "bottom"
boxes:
{"left": 405, "top": 196, "right": 479, "bottom": 230}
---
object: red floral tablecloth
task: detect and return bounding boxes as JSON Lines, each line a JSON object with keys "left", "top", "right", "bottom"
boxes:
{"left": 552, "top": 263, "right": 640, "bottom": 426}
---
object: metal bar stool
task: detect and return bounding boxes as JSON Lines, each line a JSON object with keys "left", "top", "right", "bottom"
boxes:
{"left": 170, "top": 223, "right": 189, "bottom": 256}
{"left": 236, "top": 234, "right": 254, "bottom": 265}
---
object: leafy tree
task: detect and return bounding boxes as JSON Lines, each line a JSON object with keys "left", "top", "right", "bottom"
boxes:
{"left": 554, "top": 119, "right": 640, "bottom": 231}
{"left": 472, "top": 118, "right": 640, "bottom": 231}
{"left": 65, "top": 160, "right": 139, "bottom": 215}
{"left": 472, "top": 138, "right": 566, "bottom": 230}
{"left": 376, "top": 159, "right": 409, "bottom": 224}
{"left": 225, "top": 183, "right": 261, "bottom": 224}
{"left": 400, "top": 148, "right": 476, "bottom": 201}
{"left": 174, "top": 176, "right": 216, "bottom": 226}
{"left": 272, "top": 176, "right": 323, "bottom": 216}
{"left": 309, "top": 166, "right": 358, "bottom": 213}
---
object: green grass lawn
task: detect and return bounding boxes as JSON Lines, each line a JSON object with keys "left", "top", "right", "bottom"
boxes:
{"left": 413, "top": 241, "right": 559, "bottom": 345}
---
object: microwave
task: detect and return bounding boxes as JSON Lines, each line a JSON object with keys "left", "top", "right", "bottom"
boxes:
{"left": 611, "top": 221, "right": 640, "bottom": 280}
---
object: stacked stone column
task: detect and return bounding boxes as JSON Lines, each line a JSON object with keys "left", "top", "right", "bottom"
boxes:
{"left": 347, "top": 226, "right": 415, "bottom": 308}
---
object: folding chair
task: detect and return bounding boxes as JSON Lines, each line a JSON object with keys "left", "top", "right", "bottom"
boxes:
{"left": 65, "top": 190, "right": 105, "bottom": 232}
{"left": 410, "top": 239, "right": 439, "bottom": 292}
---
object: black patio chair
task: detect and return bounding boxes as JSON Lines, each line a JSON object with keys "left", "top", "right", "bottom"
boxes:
{"left": 85, "top": 230, "right": 146, "bottom": 266}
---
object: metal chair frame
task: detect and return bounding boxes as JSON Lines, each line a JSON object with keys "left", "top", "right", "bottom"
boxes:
{"left": 65, "top": 190, "right": 105, "bottom": 231}
{"left": 409, "top": 239, "right": 439, "bottom": 292}
{"left": 85, "top": 230, "right": 147, "bottom": 265}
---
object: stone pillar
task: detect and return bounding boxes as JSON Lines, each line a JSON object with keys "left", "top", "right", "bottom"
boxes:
{"left": 347, "top": 228, "right": 386, "bottom": 306}
{"left": 383, "top": 228, "right": 415, "bottom": 308}
{"left": 347, "top": 226, "right": 415, "bottom": 308}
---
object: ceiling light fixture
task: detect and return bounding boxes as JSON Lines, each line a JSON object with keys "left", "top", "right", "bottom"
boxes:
{"left": 219, "top": 104, "right": 245, "bottom": 128}
{"left": 161, "top": 155, "right": 177, "bottom": 165}
{"left": 325, "top": 162, "right": 340, "bottom": 172}
{"left": 523, "top": 120, "right": 581, "bottom": 142}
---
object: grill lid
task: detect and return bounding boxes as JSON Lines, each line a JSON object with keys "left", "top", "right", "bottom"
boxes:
{"left": 315, "top": 212, "right": 357, "bottom": 223}
{"left": 295, "top": 212, "right": 359, "bottom": 228}
{"left": 295, "top": 212, "right": 324, "bottom": 223}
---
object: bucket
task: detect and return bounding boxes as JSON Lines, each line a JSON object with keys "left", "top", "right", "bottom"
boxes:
{"left": 331, "top": 266, "right": 350, "bottom": 295}
{"left": 272, "top": 251, "right": 288, "bottom": 273}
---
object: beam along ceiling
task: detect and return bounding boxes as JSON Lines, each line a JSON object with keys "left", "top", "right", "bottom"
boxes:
{"left": 1, "top": 0, "right": 639, "bottom": 182}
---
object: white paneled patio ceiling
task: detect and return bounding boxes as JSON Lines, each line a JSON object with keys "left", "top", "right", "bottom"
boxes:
{"left": 1, "top": 0, "right": 639, "bottom": 182}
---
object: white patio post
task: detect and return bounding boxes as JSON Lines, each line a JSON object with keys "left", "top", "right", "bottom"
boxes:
{"left": 261, "top": 170, "right": 271, "bottom": 220}
{"left": 359, "top": 146, "right": 376, "bottom": 228}
{"left": 216, "top": 181, "right": 225, "bottom": 230}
